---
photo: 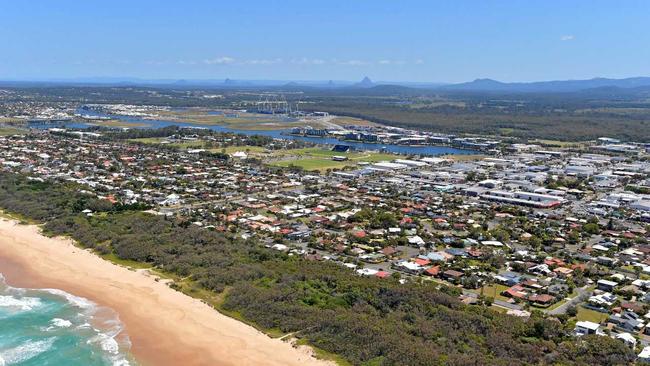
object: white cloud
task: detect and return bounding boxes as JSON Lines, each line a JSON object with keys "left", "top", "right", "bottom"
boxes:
{"left": 336, "top": 59, "right": 368, "bottom": 66}
{"left": 378, "top": 60, "right": 406, "bottom": 65}
{"left": 414, "top": 59, "right": 424, "bottom": 65}
{"left": 560, "top": 35, "right": 575, "bottom": 41}
{"left": 291, "top": 58, "right": 326, "bottom": 65}
{"left": 244, "top": 58, "right": 283, "bottom": 65}
{"left": 203, "top": 56, "right": 235, "bottom": 65}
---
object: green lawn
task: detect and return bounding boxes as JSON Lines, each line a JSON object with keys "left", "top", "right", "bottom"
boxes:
{"left": 576, "top": 307, "right": 608, "bottom": 323}
{"left": 0, "top": 127, "right": 26, "bottom": 136}
{"left": 131, "top": 138, "right": 205, "bottom": 148}
{"left": 288, "top": 147, "right": 352, "bottom": 157}
{"left": 216, "top": 145, "right": 269, "bottom": 156}
{"left": 131, "top": 138, "right": 398, "bottom": 171}
{"left": 129, "top": 137, "right": 167, "bottom": 144}
{"left": 131, "top": 138, "right": 272, "bottom": 153}
{"left": 91, "top": 119, "right": 148, "bottom": 128}
{"left": 269, "top": 147, "right": 397, "bottom": 172}
{"left": 471, "top": 284, "right": 511, "bottom": 302}
{"left": 271, "top": 158, "right": 351, "bottom": 171}
{"left": 156, "top": 110, "right": 330, "bottom": 130}
{"left": 490, "top": 305, "right": 508, "bottom": 314}
{"left": 270, "top": 152, "right": 397, "bottom": 172}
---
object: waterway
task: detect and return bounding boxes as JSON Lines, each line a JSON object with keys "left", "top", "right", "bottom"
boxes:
{"left": 30, "top": 110, "right": 477, "bottom": 156}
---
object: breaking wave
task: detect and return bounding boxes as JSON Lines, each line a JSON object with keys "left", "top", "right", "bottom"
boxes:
{"left": 0, "top": 274, "right": 134, "bottom": 365}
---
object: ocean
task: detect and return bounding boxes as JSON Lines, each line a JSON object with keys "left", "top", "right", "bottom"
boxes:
{"left": 0, "top": 275, "right": 134, "bottom": 366}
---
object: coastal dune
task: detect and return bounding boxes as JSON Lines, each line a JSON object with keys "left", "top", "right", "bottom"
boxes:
{"left": 0, "top": 219, "right": 333, "bottom": 366}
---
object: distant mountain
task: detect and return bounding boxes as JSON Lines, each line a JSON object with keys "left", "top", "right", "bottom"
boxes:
{"left": 4, "top": 76, "right": 650, "bottom": 94}
{"left": 353, "top": 76, "right": 375, "bottom": 88}
{"left": 441, "top": 77, "right": 650, "bottom": 93}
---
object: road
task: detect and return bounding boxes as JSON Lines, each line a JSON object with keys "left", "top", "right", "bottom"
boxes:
{"left": 546, "top": 285, "right": 592, "bottom": 315}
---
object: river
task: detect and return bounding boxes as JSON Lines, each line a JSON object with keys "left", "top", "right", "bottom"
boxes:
{"left": 31, "top": 110, "right": 478, "bottom": 156}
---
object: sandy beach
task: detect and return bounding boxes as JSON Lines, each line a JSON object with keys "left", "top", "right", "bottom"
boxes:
{"left": 0, "top": 219, "right": 333, "bottom": 366}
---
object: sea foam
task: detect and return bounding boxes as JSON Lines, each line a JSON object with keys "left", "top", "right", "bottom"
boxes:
{"left": 51, "top": 318, "right": 73, "bottom": 328}
{"left": 0, "top": 273, "right": 135, "bottom": 365}
{"left": 0, "top": 295, "right": 42, "bottom": 311}
{"left": 0, "top": 337, "right": 56, "bottom": 364}
{"left": 42, "top": 288, "right": 95, "bottom": 310}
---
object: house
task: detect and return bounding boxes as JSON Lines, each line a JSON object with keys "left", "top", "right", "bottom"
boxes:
{"left": 424, "top": 266, "right": 440, "bottom": 276}
{"left": 638, "top": 346, "right": 650, "bottom": 363}
{"left": 574, "top": 321, "right": 600, "bottom": 336}
{"left": 393, "top": 260, "right": 423, "bottom": 275}
{"left": 609, "top": 311, "right": 644, "bottom": 332}
{"left": 407, "top": 235, "right": 425, "bottom": 246}
{"left": 426, "top": 251, "right": 452, "bottom": 263}
{"left": 442, "top": 269, "right": 463, "bottom": 282}
{"left": 615, "top": 332, "right": 636, "bottom": 348}
{"left": 597, "top": 279, "right": 619, "bottom": 292}
{"left": 375, "top": 271, "right": 390, "bottom": 279}
{"left": 528, "top": 294, "right": 555, "bottom": 306}
{"left": 589, "top": 292, "right": 617, "bottom": 308}
{"left": 380, "top": 246, "right": 400, "bottom": 258}
{"left": 495, "top": 272, "right": 522, "bottom": 286}
{"left": 503, "top": 284, "right": 527, "bottom": 299}
{"left": 553, "top": 267, "right": 574, "bottom": 278}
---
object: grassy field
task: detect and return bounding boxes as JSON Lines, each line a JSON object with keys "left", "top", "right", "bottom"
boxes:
{"left": 0, "top": 118, "right": 23, "bottom": 124}
{"left": 155, "top": 109, "right": 323, "bottom": 130}
{"left": 152, "top": 109, "right": 375, "bottom": 131}
{"left": 214, "top": 145, "right": 270, "bottom": 158}
{"left": 576, "top": 307, "right": 608, "bottom": 323}
{"left": 0, "top": 127, "right": 26, "bottom": 136}
{"left": 129, "top": 137, "right": 205, "bottom": 149}
{"left": 128, "top": 137, "right": 166, "bottom": 144}
{"left": 91, "top": 119, "right": 149, "bottom": 128}
{"left": 530, "top": 139, "right": 589, "bottom": 148}
{"left": 330, "top": 116, "right": 376, "bottom": 127}
{"left": 471, "top": 284, "right": 511, "bottom": 302}
{"left": 129, "top": 138, "right": 399, "bottom": 171}
{"left": 219, "top": 145, "right": 268, "bottom": 154}
{"left": 272, "top": 158, "right": 351, "bottom": 171}
{"left": 444, "top": 154, "right": 486, "bottom": 162}
{"left": 130, "top": 138, "right": 273, "bottom": 156}
{"left": 269, "top": 148, "right": 396, "bottom": 172}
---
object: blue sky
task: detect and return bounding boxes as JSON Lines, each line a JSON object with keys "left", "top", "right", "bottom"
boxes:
{"left": 1, "top": 0, "right": 649, "bottom": 82}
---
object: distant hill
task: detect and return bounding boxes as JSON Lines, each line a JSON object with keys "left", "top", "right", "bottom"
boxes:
{"left": 4, "top": 76, "right": 650, "bottom": 95}
{"left": 352, "top": 76, "right": 375, "bottom": 88}
{"left": 441, "top": 76, "right": 650, "bottom": 93}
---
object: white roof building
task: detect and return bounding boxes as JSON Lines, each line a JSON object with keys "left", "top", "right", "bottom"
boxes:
{"left": 574, "top": 321, "right": 601, "bottom": 336}
{"left": 231, "top": 151, "right": 248, "bottom": 159}
{"left": 638, "top": 346, "right": 650, "bottom": 363}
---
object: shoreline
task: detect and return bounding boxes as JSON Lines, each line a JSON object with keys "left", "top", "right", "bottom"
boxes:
{"left": 0, "top": 218, "right": 332, "bottom": 366}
